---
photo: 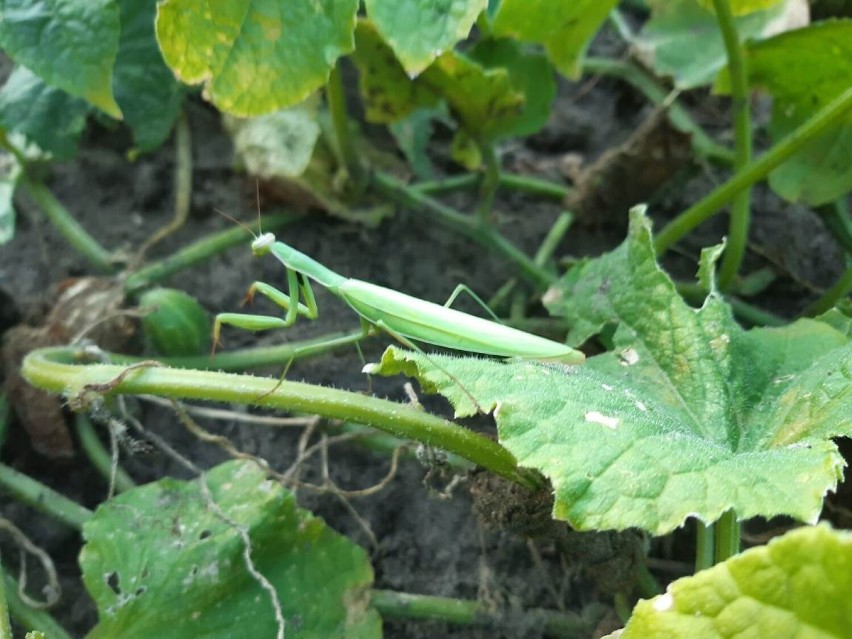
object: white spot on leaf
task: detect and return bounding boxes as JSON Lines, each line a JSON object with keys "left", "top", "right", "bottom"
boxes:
{"left": 619, "top": 348, "right": 639, "bottom": 366}
{"left": 653, "top": 593, "right": 673, "bottom": 611}
{"left": 585, "top": 411, "right": 620, "bottom": 429}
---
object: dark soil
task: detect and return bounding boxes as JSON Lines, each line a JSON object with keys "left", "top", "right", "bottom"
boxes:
{"left": 0, "top": 36, "right": 846, "bottom": 639}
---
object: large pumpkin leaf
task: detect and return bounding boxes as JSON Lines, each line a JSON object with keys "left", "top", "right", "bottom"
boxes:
{"left": 155, "top": 0, "right": 358, "bottom": 116}
{"left": 619, "top": 524, "right": 852, "bottom": 638}
{"left": 81, "top": 460, "right": 379, "bottom": 638}
{"left": 368, "top": 209, "right": 850, "bottom": 535}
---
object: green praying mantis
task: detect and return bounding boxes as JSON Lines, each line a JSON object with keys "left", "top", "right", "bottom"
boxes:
{"left": 213, "top": 229, "right": 585, "bottom": 366}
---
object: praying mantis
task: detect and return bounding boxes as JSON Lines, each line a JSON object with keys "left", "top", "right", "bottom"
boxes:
{"left": 213, "top": 230, "right": 585, "bottom": 365}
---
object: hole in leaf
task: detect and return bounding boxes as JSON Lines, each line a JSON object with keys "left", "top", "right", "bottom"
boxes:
{"left": 199, "top": 529, "right": 212, "bottom": 540}
{"left": 105, "top": 571, "right": 121, "bottom": 595}
{"left": 135, "top": 586, "right": 146, "bottom": 597}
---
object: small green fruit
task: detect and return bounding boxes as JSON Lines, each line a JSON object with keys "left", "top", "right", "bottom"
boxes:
{"left": 139, "top": 288, "right": 210, "bottom": 357}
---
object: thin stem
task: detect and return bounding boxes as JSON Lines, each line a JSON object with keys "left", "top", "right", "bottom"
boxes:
{"left": 803, "top": 265, "right": 852, "bottom": 317}
{"left": 114, "top": 329, "right": 367, "bottom": 372}
{"left": 371, "top": 170, "right": 553, "bottom": 288}
{"left": 21, "top": 176, "right": 116, "bottom": 273}
{"left": 0, "top": 462, "right": 93, "bottom": 529}
{"left": 695, "top": 521, "right": 715, "bottom": 572}
{"left": 713, "top": 0, "right": 753, "bottom": 289}
{"left": 2, "top": 571, "right": 73, "bottom": 639}
{"left": 74, "top": 414, "right": 137, "bottom": 492}
{"left": 655, "top": 85, "right": 852, "bottom": 253}
{"left": 22, "top": 347, "right": 541, "bottom": 490}
{"left": 499, "top": 172, "right": 569, "bottom": 200}
{"left": 415, "top": 172, "right": 569, "bottom": 200}
{"left": 124, "top": 213, "right": 298, "bottom": 295}
{"left": 713, "top": 510, "right": 741, "bottom": 563}
{"left": 134, "top": 110, "right": 193, "bottom": 261}
{"left": 326, "top": 63, "right": 366, "bottom": 191}
{"left": 535, "top": 211, "right": 574, "bottom": 267}
{"left": 583, "top": 57, "right": 735, "bottom": 165}
{"left": 476, "top": 142, "right": 500, "bottom": 223}
{"left": 370, "top": 590, "right": 605, "bottom": 637}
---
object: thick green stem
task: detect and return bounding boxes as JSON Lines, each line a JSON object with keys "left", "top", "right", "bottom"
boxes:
{"left": 0, "top": 463, "right": 93, "bottom": 529}
{"left": 695, "top": 521, "right": 715, "bottom": 572}
{"left": 326, "top": 63, "right": 366, "bottom": 191}
{"left": 713, "top": 510, "right": 741, "bottom": 563}
{"left": 371, "top": 170, "right": 553, "bottom": 288}
{"left": 583, "top": 57, "right": 735, "bottom": 165}
{"left": 74, "top": 414, "right": 137, "bottom": 492}
{"left": 370, "top": 590, "right": 604, "bottom": 637}
{"left": 21, "top": 176, "right": 116, "bottom": 273}
{"left": 22, "top": 347, "right": 540, "bottom": 490}
{"left": 2, "top": 571, "right": 73, "bottom": 639}
{"left": 124, "top": 213, "right": 298, "bottom": 295}
{"left": 713, "top": 0, "right": 753, "bottom": 289}
{"left": 655, "top": 85, "right": 852, "bottom": 253}
{"left": 803, "top": 265, "right": 852, "bottom": 317}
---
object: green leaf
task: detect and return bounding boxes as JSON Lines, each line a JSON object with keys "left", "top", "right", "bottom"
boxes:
{"left": 155, "top": 0, "right": 358, "bottom": 116}
{"left": 491, "top": 0, "right": 617, "bottom": 78}
{"left": 389, "top": 107, "right": 450, "bottom": 180}
{"left": 636, "top": 0, "right": 804, "bottom": 89}
{"left": 0, "top": 0, "right": 121, "bottom": 117}
{"left": 369, "top": 209, "right": 851, "bottom": 535}
{"left": 718, "top": 20, "right": 852, "bottom": 206}
{"left": 364, "top": 0, "right": 486, "bottom": 76}
{"left": 419, "top": 50, "right": 524, "bottom": 142}
{"left": 466, "top": 38, "right": 556, "bottom": 139}
{"left": 81, "top": 460, "right": 380, "bottom": 639}
{"left": 113, "top": 0, "right": 183, "bottom": 151}
{"left": 0, "top": 66, "right": 90, "bottom": 159}
{"left": 139, "top": 287, "right": 211, "bottom": 357}
{"left": 621, "top": 524, "right": 852, "bottom": 638}
{"left": 351, "top": 19, "right": 440, "bottom": 124}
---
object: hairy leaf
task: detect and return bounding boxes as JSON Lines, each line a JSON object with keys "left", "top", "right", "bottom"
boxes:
{"left": 369, "top": 209, "right": 850, "bottom": 535}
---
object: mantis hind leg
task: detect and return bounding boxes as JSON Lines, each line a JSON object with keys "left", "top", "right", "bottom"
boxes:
{"left": 444, "top": 284, "right": 502, "bottom": 324}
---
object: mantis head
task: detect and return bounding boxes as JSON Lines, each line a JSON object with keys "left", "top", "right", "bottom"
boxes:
{"left": 251, "top": 232, "right": 276, "bottom": 257}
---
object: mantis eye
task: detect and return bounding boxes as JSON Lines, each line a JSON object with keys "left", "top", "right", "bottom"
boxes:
{"left": 251, "top": 233, "right": 276, "bottom": 254}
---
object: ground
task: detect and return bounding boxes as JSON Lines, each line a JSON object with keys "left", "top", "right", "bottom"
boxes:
{"left": 0, "top": 38, "right": 846, "bottom": 639}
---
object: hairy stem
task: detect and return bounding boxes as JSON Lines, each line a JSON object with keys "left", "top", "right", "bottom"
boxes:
{"left": 327, "top": 63, "right": 366, "bottom": 191}
{"left": 713, "top": 510, "right": 741, "bottom": 563}
{"left": 23, "top": 347, "right": 540, "bottom": 490}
